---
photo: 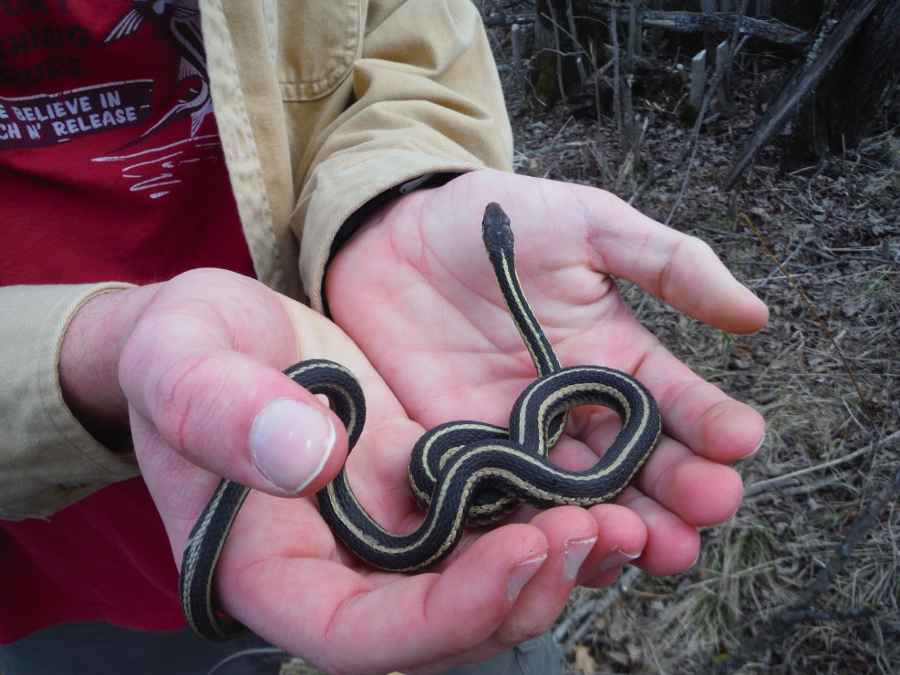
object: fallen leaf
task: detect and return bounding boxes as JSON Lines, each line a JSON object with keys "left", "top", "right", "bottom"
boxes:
{"left": 573, "top": 645, "right": 598, "bottom": 673}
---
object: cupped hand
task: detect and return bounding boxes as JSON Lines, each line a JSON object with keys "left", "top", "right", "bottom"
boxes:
{"left": 325, "top": 169, "right": 769, "bottom": 589}
{"left": 63, "top": 269, "right": 592, "bottom": 672}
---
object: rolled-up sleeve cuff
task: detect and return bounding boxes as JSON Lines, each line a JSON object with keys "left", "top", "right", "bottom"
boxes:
{"left": 298, "top": 153, "right": 488, "bottom": 313}
{"left": 0, "top": 283, "right": 139, "bottom": 520}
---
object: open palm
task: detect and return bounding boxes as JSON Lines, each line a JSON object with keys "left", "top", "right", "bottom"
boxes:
{"left": 326, "top": 169, "right": 769, "bottom": 581}
{"left": 124, "top": 270, "right": 599, "bottom": 672}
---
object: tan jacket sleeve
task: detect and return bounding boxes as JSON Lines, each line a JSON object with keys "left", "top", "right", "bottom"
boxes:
{"left": 0, "top": 284, "right": 139, "bottom": 520}
{"left": 291, "top": 0, "right": 514, "bottom": 310}
{"left": 202, "top": 0, "right": 513, "bottom": 306}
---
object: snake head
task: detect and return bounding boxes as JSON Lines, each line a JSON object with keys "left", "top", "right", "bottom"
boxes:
{"left": 482, "top": 202, "right": 514, "bottom": 251}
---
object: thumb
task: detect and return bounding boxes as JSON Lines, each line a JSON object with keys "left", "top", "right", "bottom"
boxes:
{"left": 116, "top": 269, "right": 352, "bottom": 497}
{"left": 124, "top": 347, "right": 350, "bottom": 497}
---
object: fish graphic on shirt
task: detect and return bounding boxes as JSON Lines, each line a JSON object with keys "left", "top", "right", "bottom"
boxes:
{"left": 104, "top": 0, "right": 213, "bottom": 144}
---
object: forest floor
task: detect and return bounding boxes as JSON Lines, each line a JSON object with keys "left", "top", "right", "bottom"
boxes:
{"left": 477, "top": 9, "right": 900, "bottom": 675}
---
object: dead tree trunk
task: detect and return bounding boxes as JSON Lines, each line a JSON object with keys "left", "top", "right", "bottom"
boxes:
{"left": 796, "top": 0, "right": 900, "bottom": 156}
{"left": 531, "top": 0, "right": 603, "bottom": 106}
{"left": 725, "top": 0, "right": 886, "bottom": 189}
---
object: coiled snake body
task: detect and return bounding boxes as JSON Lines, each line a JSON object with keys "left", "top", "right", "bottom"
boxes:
{"left": 180, "top": 203, "right": 661, "bottom": 640}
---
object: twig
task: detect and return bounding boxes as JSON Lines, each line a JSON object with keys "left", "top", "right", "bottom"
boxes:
{"left": 208, "top": 647, "right": 287, "bottom": 674}
{"left": 741, "top": 213, "right": 873, "bottom": 419}
{"left": 747, "top": 474, "right": 857, "bottom": 505}
{"left": 662, "top": 36, "right": 751, "bottom": 224}
{"left": 481, "top": 11, "right": 534, "bottom": 28}
{"left": 803, "top": 471, "right": 900, "bottom": 603}
{"left": 757, "top": 243, "right": 803, "bottom": 288}
{"left": 661, "top": 0, "right": 749, "bottom": 223}
{"left": 610, "top": 1, "right": 622, "bottom": 144}
{"left": 715, "top": 466, "right": 900, "bottom": 673}
{"left": 566, "top": 0, "right": 587, "bottom": 83}
{"left": 588, "top": 3, "right": 809, "bottom": 45}
{"left": 778, "top": 606, "right": 876, "bottom": 623}
{"left": 627, "top": 0, "right": 640, "bottom": 59}
{"left": 786, "top": 475, "right": 859, "bottom": 496}
{"left": 545, "top": 0, "right": 567, "bottom": 101}
{"left": 743, "top": 430, "right": 900, "bottom": 500}
{"left": 510, "top": 23, "right": 526, "bottom": 94}
{"left": 519, "top": 141, "right": 591, "bottom": 158}
{"left": 724, "top": 0, "right": 882, "bottom": 190}
{"left": 689, "top": 224, "right": 757, "bottom": 240}
{"left": 630, "top": 21, "right": 749, "bottom": 207}
{"left": 553, "top": 566, "right": 643, "bottom": 652}
{"left": 639, "top": 9, "right": 808, "bottom": 45}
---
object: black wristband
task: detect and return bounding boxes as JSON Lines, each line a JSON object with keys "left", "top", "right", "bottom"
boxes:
{"left": 322, "top": 172, "right": 459, "bottom": 317}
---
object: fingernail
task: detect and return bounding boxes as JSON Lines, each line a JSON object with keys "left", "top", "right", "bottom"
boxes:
{"left": 596, "top": 548, "right": 641, "bottom": 574}
{"left": 563, "top": 537, "right": 597, "bottom": 579}
{"left": 507, "top": 554, "right": 546, "bottom": 602}
{"left": 250, "top": 398, "right": 335, "bottom": 493}
{"left": 749, "top": 431, "right": 766, "bottom": 455}
{"left": 688, "top": 548, "right": 701, "bottom": 570}
{"left": 741, "top": 283, "right": 766, "bottom": 305}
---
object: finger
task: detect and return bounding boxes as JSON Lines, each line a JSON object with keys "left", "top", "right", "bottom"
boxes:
{"left": 568, "top": 184, "right": 769, "bottom": 335}
{"left": 512, "top": 437, "right": 702, "bottom": 582}
{"left": 547, "top": 435, "right": 741, "bottom": 583}
{"left": 558, "top": 417, "right": 746, "bottom": 529}
{"left": 581, "top": 565, "right": 626, "bottom": 589}
{"left": 128, "top": 408, "right": 218, "bottom": 553}
{"left": 633, "top": 339, "right": 766, "bottom": 462}
{"left": 560, "top": 318, "right": 765, "bottom": 464}
{"left": 632, "top": 437, "right": 745, "bottom": 527}
{"left": 575, "top": 503, "right": 647, "bottom": 587}
{"left": 486, "top": 507, "right": 597, "bottom": 645}
{"left": 132, "top": 405, "right": 342, "bottom": 560}
{"left": 122, "top": 342, "right": 350, "bottom": 496}
{"left": 276, "top": 294, "right": 410, "bottom": 426}
{"left": 617, "top": 487, "right": 701, "bottom": 577}
{"left": 222, "top": 522, "right": 550, "bottom": 674}
{"left": 443, "top": 171, "right": 768, "bottom": 334}
{"left": 420, "top": 507, "right": 601, "bottom": 672}
{"left": 526, "top": 426, "right": 702, "bottom": 577}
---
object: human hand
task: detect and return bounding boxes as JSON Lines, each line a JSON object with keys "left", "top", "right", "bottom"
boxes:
{"left": 60, "top": 268, "right": 590, "bottom": 672}
{"left": 326, "top": 170, "right": 769, "bottom": 591}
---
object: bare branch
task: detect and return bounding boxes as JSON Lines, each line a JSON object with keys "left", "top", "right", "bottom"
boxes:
{"left": 639, "top": 9, "right": 809, "bottom": 45}
{"left": 744, "top": 430, "right": 900, "bottom": 500}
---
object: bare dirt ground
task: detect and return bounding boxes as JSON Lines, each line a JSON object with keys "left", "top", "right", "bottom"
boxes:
{"left": 478, "top": 9, "right": 900, "bottom": 675}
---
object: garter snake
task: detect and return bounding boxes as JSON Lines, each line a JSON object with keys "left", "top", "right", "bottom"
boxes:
{"left": 180, "top": 202, "right": 661, "bottom": 640}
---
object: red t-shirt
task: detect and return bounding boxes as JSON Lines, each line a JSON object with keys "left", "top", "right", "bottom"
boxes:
{"left": 0, "top": 1, "right": 256, "bottom": 642}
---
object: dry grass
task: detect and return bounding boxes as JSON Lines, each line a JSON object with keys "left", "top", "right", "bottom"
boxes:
{"left": 479, "top": 4, "right": 900, "bottom": 673}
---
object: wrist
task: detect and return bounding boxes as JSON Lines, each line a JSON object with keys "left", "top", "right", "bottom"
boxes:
{"left": 59, "top": 284, "right": 160, "bottom": 451}
{"left": 321, "top": 173, "right": 460, "bottom": 317}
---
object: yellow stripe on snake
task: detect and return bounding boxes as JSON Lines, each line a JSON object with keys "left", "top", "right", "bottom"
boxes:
{"left": 180, "top": 203, "right": 661, "bottom": 641}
